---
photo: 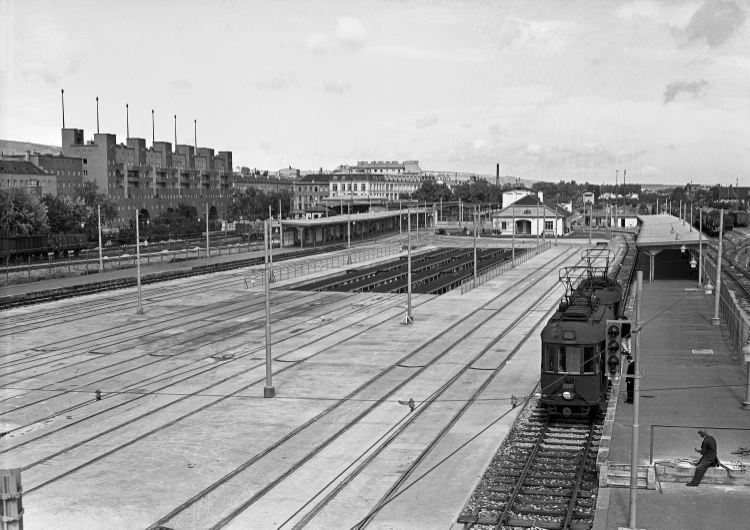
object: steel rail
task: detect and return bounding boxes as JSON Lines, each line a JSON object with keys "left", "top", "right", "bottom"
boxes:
{"left": 145, "top": 246, "right": 583, "bottom": 529}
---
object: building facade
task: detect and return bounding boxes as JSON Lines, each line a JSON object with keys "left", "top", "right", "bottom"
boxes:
{"left": 0, "top": 160, "right": 59, "bottom": 196}
{"left": 60, "top": 128, "right": 232, "bottom": 226}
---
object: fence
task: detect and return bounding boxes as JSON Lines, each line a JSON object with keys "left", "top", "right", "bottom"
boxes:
{"left": 460, "top": 241, "right": 552, "bottom": 295}
{"left": 246, "top": 244, "right": 403, "bottom": 286}
{"left": 701, "top": 251, "right": 750, "bottom": 365}
{"left": 1, "top": 238, "right": 266, "bottom": 287}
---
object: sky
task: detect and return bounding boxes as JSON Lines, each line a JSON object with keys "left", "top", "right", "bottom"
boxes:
{"left": 1, "top": 0, "right": 748, "bottom": 186}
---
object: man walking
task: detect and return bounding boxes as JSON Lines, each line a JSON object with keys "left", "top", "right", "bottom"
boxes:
{"left": 687, "top": 429, "right": 718, "bottom": 486}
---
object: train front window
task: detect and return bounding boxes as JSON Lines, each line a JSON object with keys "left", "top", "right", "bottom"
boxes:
{"left": 582, "top": 346, "right": 598, "bottom": 374}
{"left": 543, "top": 345, "right": 555, "bottom": 372}
{"left": 558, "top": 346, "right": 582, "bottom": 374}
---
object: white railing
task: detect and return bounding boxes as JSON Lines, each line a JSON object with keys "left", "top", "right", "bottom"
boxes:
{"left": 246, "top": 244, "right": 402, "bottom": 286}
{"left": 460, "top": 241, "right": 552, "bottom": 295}
{"left": 702, "top": 252, "right": 750, "bottom": 365}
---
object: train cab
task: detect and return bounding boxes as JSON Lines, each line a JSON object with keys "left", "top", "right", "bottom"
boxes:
{"left": 540, "top": 298, "right": 613, "bottom": 417}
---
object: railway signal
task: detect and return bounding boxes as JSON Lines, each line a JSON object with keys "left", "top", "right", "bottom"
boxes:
{"left": 605, "top": 319, "right": 632, "bottom": 375}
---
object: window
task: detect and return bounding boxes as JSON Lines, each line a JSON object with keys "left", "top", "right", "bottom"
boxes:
{"left": 582, "top": 346, "right": 598, "bottom": 374}
{"left": 524, "top": 209, "right": 532, "bottom": 214}
{"left": 558, "top": 345, "right": 582, "bottom": 374}
{"left": 543, "top": 345, "right": 555, "bottom": 372}
{"left": 501, "top": 221, "right": 507, "bottom": 230}
{"left": 545, "top": 221, "right": 553, "bottom": 230}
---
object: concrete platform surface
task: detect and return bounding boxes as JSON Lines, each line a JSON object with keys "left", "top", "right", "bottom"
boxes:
{"left": 597, "top": 259, "right": 750, "bottom": 530}
{"left": 0, "top": 241, "right": 601, "bottom": 529}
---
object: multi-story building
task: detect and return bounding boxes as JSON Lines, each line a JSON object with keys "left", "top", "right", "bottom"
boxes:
{"left": 293, "top": 173, "right": 333, "bottom": 215}
{"left": 0, "top": 159, "right": 59, "bottom": 196}
{"left": 60, "top": 127, "right": 232, "bottom": 226}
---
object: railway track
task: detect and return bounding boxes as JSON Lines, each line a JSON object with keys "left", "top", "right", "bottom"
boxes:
{"left": 457, "top": 404, "right": 604, "bottom": 530}
{"left": 706, "top": 233, "right": 750, "bottom": 304}
{"left": 0, "top": 244, "right": 348, "bottom": 310}
{"left": 2, "top": 242, "right": 616, "bottom": 528}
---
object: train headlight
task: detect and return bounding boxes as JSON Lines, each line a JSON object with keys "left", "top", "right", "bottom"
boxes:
{"left": 562, "top": 391, "right": 574, "bottom": 400}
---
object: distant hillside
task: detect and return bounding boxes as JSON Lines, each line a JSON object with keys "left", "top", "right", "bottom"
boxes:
{"left": 0, "top": 139, "right": 61, "bottom": 156}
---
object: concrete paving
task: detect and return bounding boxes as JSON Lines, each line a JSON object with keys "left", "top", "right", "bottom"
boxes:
{"left": 1, "top": 239, "right": 603, "bottom": 530}
{"left": 595, "top": 253, "right": 750, "bottom": 530}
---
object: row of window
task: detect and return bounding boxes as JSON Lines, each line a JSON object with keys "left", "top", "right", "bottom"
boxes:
{"left": 542, "top": 343, "right": 605, "bottom": 374}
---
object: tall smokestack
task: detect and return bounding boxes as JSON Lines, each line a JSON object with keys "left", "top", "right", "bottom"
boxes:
{"left": 151, "top": 110, "right": 155, "bottom": 145}
{"left": 496, "top": 163, "right": 499, "bottom": 187}
{"left": 174, "top": 115, "right": 177, "bottom": 149}
{"left": 61, "top": 89, "right": 65, "bottom": 128}
{"left": 96, "top": 97, "right": 100, "bottom": 133}
{"left": 126, "top": 104, "right": 129, "bottom": 138}
{"left": 194, "top": 119, "right": 197, "bottom": 152}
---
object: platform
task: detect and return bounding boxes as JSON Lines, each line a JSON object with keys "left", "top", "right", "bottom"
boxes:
{"left": 594, "top": 255, "right": 750, "bottom": 530}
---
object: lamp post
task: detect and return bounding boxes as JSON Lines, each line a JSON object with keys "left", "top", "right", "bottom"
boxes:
{"left": 511, "top": 201, "right": 516, "bottom": 267}
{"left": 347, "top": 198, "right": 351, "bottom": 264}
{"left": 205, "top": 203, "right": 209, "bottom": 262}
{"left": 742, "top": 337, "right": 750, "bottom": 410}
{"left": 135, "top": 210, "right": 143, "bottom": 315}
{"left": 711, "top": 209, "right": 723, "bottom": 326}
{"left": 268, "top": 205, "right": 274, "bottom": 279}
{"left": 628, "top": 270, "right": 643, "bottom": 529}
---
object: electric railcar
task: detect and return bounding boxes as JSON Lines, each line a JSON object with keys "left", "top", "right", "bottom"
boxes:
{"left": 540, "top": 249, "right": 627, "bottom": 416}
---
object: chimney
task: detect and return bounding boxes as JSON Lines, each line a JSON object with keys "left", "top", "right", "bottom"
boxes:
{"left": 496, "top": 163, "right": 499, "bottom": 187}
{"left": 538, "top": 190, "right": 544, "bottom": 203}
{"left": 25, "top": 150, "right": 30, "bottom": 162}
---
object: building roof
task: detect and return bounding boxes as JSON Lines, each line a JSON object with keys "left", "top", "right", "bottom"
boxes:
{"left": 495, "top": 194, "right": 571, "bottom": 217}
{"left": 636, "top": 213, "right": 703, "bottom": 248}
{"left": 297, "top": 173, "right": 335, "bottom": 184}
{"left": 0, "top": 160, "right": 49, "bottom": 175}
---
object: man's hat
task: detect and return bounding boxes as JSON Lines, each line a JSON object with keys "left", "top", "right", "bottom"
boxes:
{"left": 698, "top": 429, "right": 707, "bottom": 435}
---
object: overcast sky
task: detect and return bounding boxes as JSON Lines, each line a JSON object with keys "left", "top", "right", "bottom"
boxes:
{"left": 1, "top": 0, "right": 748, "bottom": 186}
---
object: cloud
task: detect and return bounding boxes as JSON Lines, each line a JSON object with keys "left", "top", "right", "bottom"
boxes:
{"left": 473, "top": 139, "right": 486, "bottom": 150}
{"left": 253, "top": 72, "right": 299, "bottom": 91}
{"left": 323, "top": 80, "right": 352, "bottom": 94}
{"left": 335, "top": 17, "right": 367, "bottom": 50}
{"left": 662, "top": 80, "right": 709, "bottom": 104}
{"left": 488, "top": 124, "right": 506, "bottom": 137}
{"left": 494, "top": 16, "right": 568, "bottom": 50}
{"left": 415, "top": 114, "right": 438, "bottom": 128}
{"left": 170, "top": 78, "right": 194, "bottom": 90}
{"left": 641, "top": 165, "right": 659, "bottom": 175}
{"left": 675, "top": 0, "right": 747, "bottom": 48}
{"left": 304, "top": 32, "right": 331, "bottom": 54}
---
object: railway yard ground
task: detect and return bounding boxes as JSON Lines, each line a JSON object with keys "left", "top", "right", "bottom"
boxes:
{"left": 1, "top": 232, "right": 749, "bottom": 530}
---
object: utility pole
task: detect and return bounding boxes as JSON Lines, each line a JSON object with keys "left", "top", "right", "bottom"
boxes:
{"left": 205, "top": 203, "right": 209, "bottom": 262}
{"left": 278, "top": 198, "right": 283, "bottom": 247}
{"left": 511, "top": 202, "right": 516, "bottom": 267}
{"left": 628, "top": 271, "right": 643, "bottom": 529}
{"left": 698, "top": 208, "right": 703, "bottom": 287}
{"left": 400, "top": 208, "right": 413, "bottom": 325}
{"left": 347, "top": 197, "right": 352, "bottom": 264}
{"left": 135, "top": 210, "right": 143, "bottom": 315}
{"left": 263, "top": 219, "right": 275, "bottom": 398}
{"left": 98, "top": 204, "right": 103, "bottom": 272}
{"left": 473, "top": 205, "right": 478, "bottom": 280}
{"left": 711, "top": 209, "right": 723, "bottom": 326}
{"left": 268, "top": 205, "right": 274, "bottom": 278}
{"left": 588, "top": 201, "right": 592, "bottom": 244}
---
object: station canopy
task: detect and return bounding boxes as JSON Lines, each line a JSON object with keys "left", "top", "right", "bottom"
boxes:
{"left": 636, "top": 214, "right": 703, "bottom": 250}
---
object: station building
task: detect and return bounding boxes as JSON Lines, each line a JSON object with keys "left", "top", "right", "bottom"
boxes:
{"left": 491, "top": 193, "right": 572, "bottom": 236}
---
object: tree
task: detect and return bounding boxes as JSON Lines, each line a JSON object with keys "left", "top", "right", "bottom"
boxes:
{"left": 452, "top": 180, "right": 503, "bottom": 203}
{"left": 227, "top": 187, "right": 293, "bottom": 220}
{"left": 73, "top": 182, "right": 118, "bottom": 239}
{"left": 42, "top": 194, "right": 92, "bottom": 234}
{"left": 412, "top": 180, "right": 454, "bottom": 203}
{"left": 0, "top": 188, "right": 49, "bottom": 236}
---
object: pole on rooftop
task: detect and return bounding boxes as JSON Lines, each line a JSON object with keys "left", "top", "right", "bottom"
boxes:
{"left": 711, "top": 209, "right": 723, "bottom": 325}
{"left": 96, "top": 97, "right": 100, "bottom": 134}
{"left": 126, "top": 103, "right": 129, "bottom": 138}
{"left": 628, "top": 271, "right": 643, "bottom": 528}
{"left": 61, "top": 89, "right": 65, "bottom": 128}
{"left": 263, "top": 219, "right": 275, "bottom": 398}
